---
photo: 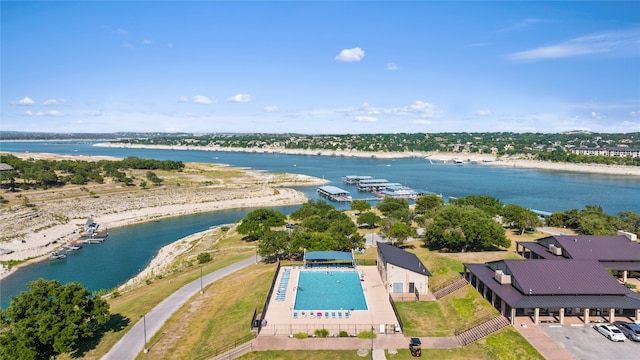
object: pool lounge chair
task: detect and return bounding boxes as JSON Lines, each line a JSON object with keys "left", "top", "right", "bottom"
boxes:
{"left": 301, "top": 311, "right": 306, "bottom": 318}
{"left": 338, "top": 312, "right": 342, "bottom": 319}
{"left": 331, "top": 312, "right": 336, "bottom": 318}
{"left": 317, "top": 312, "right": 323, "bottom": 318}
{"left": 345, "top": 311, "right": 350, "bottom": 318}
{"left": 293, "top": 312, "right": 298, "bottom": 319}
{"left": 325, "top": 311, "right": 329, "bottom": 318}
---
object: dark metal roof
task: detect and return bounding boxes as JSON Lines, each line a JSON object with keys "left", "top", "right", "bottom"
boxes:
{"left": 465, "top": 261, "right": 640, "bottom": 309}
{"left": 599, "top": 261, "right": 640, "bottom": 271}
{"left": 502, "top": 260, "right": 628, "bottom": 295}
{"left": 553, "top": 235, "right": 640, "bottom": 261}
{"left": 377, "top": 242, "right": 431, "bottom": 276}
{"left": 516, "top": 242, "right": 555, "bottom": 259}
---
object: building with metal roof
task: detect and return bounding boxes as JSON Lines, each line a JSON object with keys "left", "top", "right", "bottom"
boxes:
{"left": 316, "top": 185, "right": 352, "bottom": 202}
{"left": 377, "top": 242, "right": 431, "bottom": 300}
{"left": 463, "top": 259, "right": 640, "bottom": 325}
{"left": 516, "top": 231, "right": 640, "bottom": 282}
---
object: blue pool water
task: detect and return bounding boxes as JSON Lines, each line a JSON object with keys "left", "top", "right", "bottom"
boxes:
{"left": 294, "top": 271, "right": 368, "bottom": 311}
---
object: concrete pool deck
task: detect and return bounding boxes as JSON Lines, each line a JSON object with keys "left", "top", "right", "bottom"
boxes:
{"left": 261, "top": 266, "right": 400, "bottom": 337}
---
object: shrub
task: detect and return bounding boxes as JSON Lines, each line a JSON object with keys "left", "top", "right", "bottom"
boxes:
{"left": 357, "top": 330, "right": 376, "bottom": 339}
{"left": 314, "top": 329, "right": 329, "bottom": 338}
{"left": 197, "top": 252, "right": 212, "bottom": 264}
{"left": 339, "top": 331, "right": 349, "bottom": 337}
{"left": 293, "top": 332, "right": 308, "bottom": 339}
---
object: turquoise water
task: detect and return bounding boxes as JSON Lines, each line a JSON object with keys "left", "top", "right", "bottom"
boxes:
{"left": 294, "top": 271, "right": 367, "bottom": 311}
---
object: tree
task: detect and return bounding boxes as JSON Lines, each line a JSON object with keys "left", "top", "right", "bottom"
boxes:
{"left": 501, "top": 203, "right": 542, "bottom": 235}
{"left": 357, "top": 211, "right": 381, "bottom": 229}
{"left": 388, "top": 222, "right": 417, "bottom": 246}
{"left": 0, "top": 279, "right": 110, "bottom": 359}
{"left": 451, "top": 195, "right": 503, "bottom": 217}
{"left": 424, "top": 205, "right": 508, "bottom": 252}
{"left": 350, "top": 200, "right": 371, "bottom": 214}
{"left": 414, "top": 194, "right": 444, "bottom": 214}
{"left": 289, "top": 200, "right": 334, "bottom": 220}
{"left": 237, "top": 208, "right": 286, "bottom": 239}
{"left": 376, "top": 197, "right": 409, "bottom": 217}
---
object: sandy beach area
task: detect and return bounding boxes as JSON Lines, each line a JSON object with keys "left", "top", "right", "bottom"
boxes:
{"left": 0, "top": 152, "right": 327, "bottom": 280}
{"left": 96, "top": 143, "right": 640, "bottom": 176}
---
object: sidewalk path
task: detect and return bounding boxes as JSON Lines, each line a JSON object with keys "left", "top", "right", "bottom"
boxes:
{"left": 103, "top": 256, "right": 258, "bottom": 360}
{"left": 513, "top": 318, "right": 575, "bottom": 360}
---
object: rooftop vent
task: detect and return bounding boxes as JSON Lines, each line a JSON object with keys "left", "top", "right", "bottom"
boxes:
{"left": 617, "top": 230, "right": 638, "bottom": 242}
{"left": 494, "top": 270, "right": 511, "bottom": 285}
{"left": 548, "top": 244, "right": 562, "bottom": 256}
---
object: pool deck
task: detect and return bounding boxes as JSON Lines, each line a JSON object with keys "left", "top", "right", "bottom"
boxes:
{"left": 261, "top": 266, "right": 400, "bottom": 337}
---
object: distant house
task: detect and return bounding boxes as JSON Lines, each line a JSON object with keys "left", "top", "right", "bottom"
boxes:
{"left": 516, "top": 231, "right": 640, "bottom": 282}
{"left": 0, "top": 163, "right": 14, "bottom": 172}
{"left": 572, "top": 147, "right": 640, "bottom": 158}
{"left": 376, "top": 241, "right": 431, "bottom": 299}
{"left": 464, "top": 259, "right": 640, "bottom": 325}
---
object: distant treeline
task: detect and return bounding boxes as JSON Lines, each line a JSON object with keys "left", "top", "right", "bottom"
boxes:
{"left": 547, "top": 205, "right": 640, "bottom": 236}
{"left": 111, "top": 132, "right": 640, "bottom": 166}
{"left": 0, "top": 154, "right": 184, "bottom": 190}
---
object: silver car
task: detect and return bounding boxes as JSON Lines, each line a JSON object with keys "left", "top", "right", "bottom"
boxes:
{"left": 613, "top": 321, "right": 640, "bottom": 341}
{"left": 593, "top": 324, "right": 626, "bottom": 342}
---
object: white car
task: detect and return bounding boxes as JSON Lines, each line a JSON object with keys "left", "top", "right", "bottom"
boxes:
{"left": 593, "top": 324, "right": 626, "bottom": 342}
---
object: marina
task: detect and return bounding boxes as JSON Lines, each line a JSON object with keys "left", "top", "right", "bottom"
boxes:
{"left": 317, "top": 185, "right": 353, "bottom": 202}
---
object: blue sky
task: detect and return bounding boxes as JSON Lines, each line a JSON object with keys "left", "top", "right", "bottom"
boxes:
{"left": 1, "top": 1, "right": 639, "bottom": 134}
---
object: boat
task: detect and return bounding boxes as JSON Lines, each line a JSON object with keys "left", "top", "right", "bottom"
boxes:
{"left": 50, "top": 251, "right": 67, "bottom": 260}
{"left": 63, "top": 244, "right": 82, "bottom": 251}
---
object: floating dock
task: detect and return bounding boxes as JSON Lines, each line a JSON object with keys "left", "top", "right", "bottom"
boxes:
{"left": 317, "top": 185, "right": 353, "bottom": 202}
{"left": 342, "top": 175, "right": 373, "bottom": 184}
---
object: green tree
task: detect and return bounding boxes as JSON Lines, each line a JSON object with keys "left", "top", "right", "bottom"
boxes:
{"left": 357, "top": 211, "right": 381, "bottom": 229}
{"left": 451, "top": 195, "right": 503, "bottom": 217}
{"left": 290, "top": 200, "right": 334, "bottom": 220}
{"left": 197, "top": 252, "right": 212, "bottom": 264}
{"left": 501, "top": 203, "right": 543, "bottom": 235}
{"left": 237, "top": 208, "right": 286, "bottom": 239}
{"left": 146, "top": 171, "right": 163, "bottom": 185}
{"left": 424, "top": 205, "right": 509, "bottom": 251}
{"left": 376, "top": 197, "right": 409, "bottom": 216}
{"left": 414, "top": 194, "right": 444, "bottom": 214}
{"left": 350, "top": 199, "right": 371, "bottom": 214}
{"left": 0, "top": 279, "right": 110, "bottom": 359}
{"left": 388, "top": 222, "right": 417, "bottom": 246}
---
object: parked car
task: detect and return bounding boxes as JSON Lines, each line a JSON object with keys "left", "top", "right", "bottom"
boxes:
{"left": 613, "top": 321, "right": 640, "bottom": 341}
{"left": 593, "top": 324, "right": 626, "bottom": 342}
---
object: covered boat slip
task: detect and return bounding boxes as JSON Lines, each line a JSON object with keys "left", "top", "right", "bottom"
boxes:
{"left": 317, "top": 185, "right": 352, "bottom": 202}
{"left": 342, "top": 175, "right": 373, "bottom": 184}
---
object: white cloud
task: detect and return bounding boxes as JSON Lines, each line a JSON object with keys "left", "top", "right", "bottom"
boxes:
{"left": 354, "top": 115, "right": 377, "bottom": 122}
{"left": 193, "top": 95, "right": 217, "bottom": 105}
{"left": 36, "top": 110, "right": 63, "bottom": 117}
{"left": 229, "top": 93, "right": 254, "bottom": 103}
{"left": 591, "top": 111, "right": 604, "bottom": 119}
{"left": 24, "top": 110, "right": 33, "bottom": 116}
{"left": 412, "top": 119, "right": 432, "bottom": 125}
{"left": 386, "top": 62, "right": 399, "bottom": 71}
{"left": 495, "top": 18, "right": 546, "bottom": 34}
{"left": 86, "top": 110, "right": 104, "bottom": 117}
{"left": 43, "top": 98, "right": 67, "bottom": 106}
{"left": 17, "top": 97, "right": 35, "bottom": 106}
{"left": 335, "top": 47, "right": 365, "bottom": 62}
{"left": 142, "top": 39, "right": 153, "bottom": 45}
{"left": 629, "top": 111, "right": 639, "bottom": 117}
{"left": 178, "top": 96, "right": 189, "bottom": 103}
{"left": 476, "top": 109, "right": 492, "bottom": 116}
{"left": 509, "top": 28, "right": 640, "bottom": 61}
{"left": 264, "top": 105, "right": 279, "bottom": 112}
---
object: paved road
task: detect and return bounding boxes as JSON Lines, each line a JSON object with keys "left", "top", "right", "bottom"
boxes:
{"left": 103, "top": 256, "right": 259, "bottom": 359}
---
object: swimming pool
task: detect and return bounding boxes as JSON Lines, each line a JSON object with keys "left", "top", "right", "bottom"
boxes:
{"left": 293, "top": 270, "right": 368, "bottom": 310}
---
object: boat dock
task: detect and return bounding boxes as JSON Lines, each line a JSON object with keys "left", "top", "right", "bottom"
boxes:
{"left": 317, "top": 185, "right": 353, "bottom": 202}
{"left": 342, "top": 175, "right": 373, "bottom": 184}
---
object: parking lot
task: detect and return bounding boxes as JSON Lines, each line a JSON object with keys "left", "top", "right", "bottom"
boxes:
{"left": 541, "top": 324, "right": 639, "bottom": 359}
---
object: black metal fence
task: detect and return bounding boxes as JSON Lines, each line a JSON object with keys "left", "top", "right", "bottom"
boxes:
{"left": 255, "top": 261, "right": 281, "bottom": 333}
{"left": 388, "top": 294, "right": 404, "bottom": 332}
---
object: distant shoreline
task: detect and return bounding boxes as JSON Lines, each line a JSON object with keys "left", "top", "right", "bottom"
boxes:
{"left": 94, "top": 142, "right": 640, "bottom": 176}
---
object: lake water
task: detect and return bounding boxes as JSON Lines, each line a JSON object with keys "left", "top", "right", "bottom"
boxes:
{"left": 1, "top": 141, "right": 639, "bottom": 308}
